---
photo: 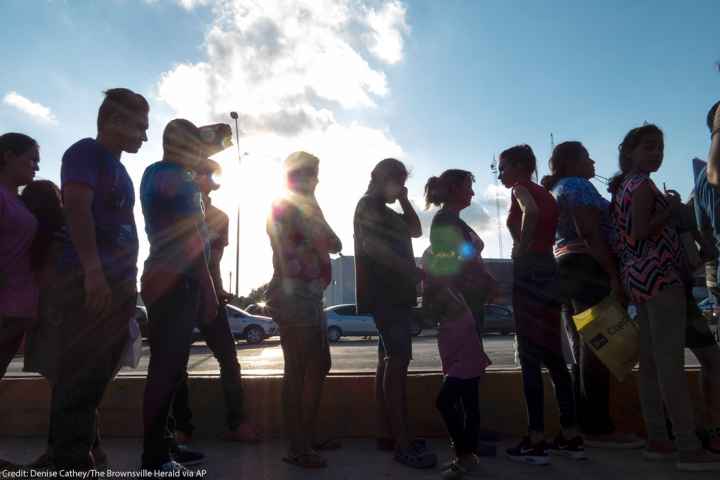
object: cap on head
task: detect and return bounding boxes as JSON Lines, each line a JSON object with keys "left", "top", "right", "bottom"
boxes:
{"left": 163, "top": 119, "right": 203, "bottom": 164}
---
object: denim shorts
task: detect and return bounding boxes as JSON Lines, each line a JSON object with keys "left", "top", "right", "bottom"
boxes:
{"left": 374, "top": 305, "right": 413, "bottom": 361}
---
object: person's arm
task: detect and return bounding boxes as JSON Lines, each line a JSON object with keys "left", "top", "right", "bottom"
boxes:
{"left": 512, "top": 185, "right": 539, "bottom": 257}
{"left": 572, "top": 205, "right": 625, "bottom": 301}
{"left": 63, "top": 184, "right": 112, "bottom": 317}
{"left": 398, "top": 187, "right": 422, "bottom": 238}
{"left": 311, "top": 201, "right": 342, "bottom": 254}
{"left": 707, "top": 107, "right": 720, "bottom": 188}
{"left": 630, "top": 182, "right": 674, "bottom": 242}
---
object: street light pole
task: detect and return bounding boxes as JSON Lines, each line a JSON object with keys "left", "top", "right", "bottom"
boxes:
{"left": 230, "top": 112, "right": 242, "bottom": 296}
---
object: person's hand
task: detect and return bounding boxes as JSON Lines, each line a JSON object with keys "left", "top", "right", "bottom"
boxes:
{"left": 399, "top": 186, "right": 409, "bottom": 203}
{"left": 84, "top": 270, "right": 112, "bottom": 318}
{"left": 664, "top": 188, "right": 682, "bottom": 209}
{"left": 218, "top": 289, "right": 234, "bottom": 304}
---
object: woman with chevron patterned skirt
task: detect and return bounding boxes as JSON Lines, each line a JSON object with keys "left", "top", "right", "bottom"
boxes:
{"left": 609, "top": 124, "right": 720, "bottom": 472}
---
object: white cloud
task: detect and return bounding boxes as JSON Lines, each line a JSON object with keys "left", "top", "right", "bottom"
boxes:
{"left": 366, "top": 1, "right": 409, "bottom": 64}
{"left": 154, "top": 0, "right": 410, "bottom": 293}
{"left": 3, "top": 91, "right": 58, "bottom": 125}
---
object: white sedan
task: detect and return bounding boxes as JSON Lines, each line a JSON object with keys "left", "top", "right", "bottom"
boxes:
{"left": 324, "top": 304, "right": 422, "bottom": 342}
{"left": 193, "top": 305, "right": 279, "bottom": 345}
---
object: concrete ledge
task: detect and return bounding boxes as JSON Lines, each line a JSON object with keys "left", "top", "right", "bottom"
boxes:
{"left": 0, "top": 369, "right": 707, "bottom": 438}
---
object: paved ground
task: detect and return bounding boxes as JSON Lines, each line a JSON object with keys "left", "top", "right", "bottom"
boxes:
{"left": 1, "top": 437, "right": 716, "bottom": 479}
{"left": 6, "top": 332, "right": 705, "bottom": 378}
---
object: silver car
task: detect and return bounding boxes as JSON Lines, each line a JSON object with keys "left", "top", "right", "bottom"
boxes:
{"left": 324, "top": 304, "right": 422, "bottom": 342}
{"left": 192, "top": 305, "right": 279, "bottom": 345}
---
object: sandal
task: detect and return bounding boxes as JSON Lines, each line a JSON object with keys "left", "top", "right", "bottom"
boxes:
{"left": 282, "top": 452, "right": 327, "bottom": 469}
{"left": 312, "top": 438, "right": 343, "bottom": 451}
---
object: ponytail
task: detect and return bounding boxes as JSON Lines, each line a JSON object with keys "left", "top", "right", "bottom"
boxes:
{"left": 542, "top": 141, "right": 586, "bottom": 191}
{"left": 424, "top": 169, "right": 475, "bottom": 209}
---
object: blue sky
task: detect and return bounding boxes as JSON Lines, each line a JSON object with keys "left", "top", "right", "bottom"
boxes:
{"left": 1, "top": 0, "right": 719, "bottom": 294}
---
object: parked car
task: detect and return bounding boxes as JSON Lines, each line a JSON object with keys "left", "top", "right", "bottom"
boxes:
{"left": 483, "top": 304, "right": 514, "bottom": 335}
{"left": 191, "top": 305, "right": 279, "bottom": 345}
{"left": 324, "top": 304, "right": 423, "bottom": 342}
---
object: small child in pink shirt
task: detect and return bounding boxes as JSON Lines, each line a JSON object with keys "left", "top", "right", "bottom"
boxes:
{"left": 432, "top": 286, "right": 491, "bottom": 477}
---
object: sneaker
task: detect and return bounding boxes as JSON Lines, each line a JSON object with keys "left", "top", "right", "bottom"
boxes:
{"left": 441, "top": 455, "right": 484, "bottom": 479}
{"left": 585, "top": 433, "right": 645, "bottom": 450}
{"left": 548, "top": 433, "right": 587, "bottom": 460}
{"left": 643, "top": 440, "right": 677, "bottom": 461}
{"left": 170, "top": 444, "right": 205, "bottom": 467}
{"left": 506, "top": 437, "right": 550, "bottom": 466}
{"left": 676, "top": 449, "right": 720, "bottom": 472}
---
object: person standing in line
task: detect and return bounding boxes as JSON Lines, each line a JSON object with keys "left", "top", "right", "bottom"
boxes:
{"left": 423, "top": 169, "right": 493, "bottom": 477}
{"left": 354, "top": 158, "right": 437, "bottom": 469}
{"left": 0, "top": 133, "right": 40, "bottom": 470}
{"left": 266, "top": 151, "right": 341, "bottom": 469}
{"left": 50, "top": 89, "right": 148, "bottom": 471}
{"left": 497, "top": 145, "right": 583, "bottom": 465}
{"left": 169, "top": 156, "right": 260, "bottom": 446}
{"left": 139, "top": 119, "right": 217, "bottom": 472}
{"left": 542, "top": 142, "right": 645, "bottom": 448}
{"left": 609, "top": 124, "right": 720, "bottom": 471}
{"left": 541, "top": 141, "right": 645, "bottom": 449}
{"left": 424, "top": 170, "right": 498, "bottom": 455}
{"left": 686, "top": 100, "right": 720, "bottom": 453}
{"left": 20, "top": 180, "right": 109, "bottom": 470}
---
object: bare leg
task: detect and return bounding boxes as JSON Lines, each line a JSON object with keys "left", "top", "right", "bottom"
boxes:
{"left": 385, "top": 357, "right": 411, "bottom": 450}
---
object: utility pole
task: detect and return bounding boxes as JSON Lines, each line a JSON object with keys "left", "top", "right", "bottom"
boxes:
{"left": 490, "top": 155, "right": 504, "bottom": 258}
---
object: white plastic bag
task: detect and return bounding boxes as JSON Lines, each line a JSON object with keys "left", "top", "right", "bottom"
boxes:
{"left": 119, "top": 317, "right": 143, "bottom": 369}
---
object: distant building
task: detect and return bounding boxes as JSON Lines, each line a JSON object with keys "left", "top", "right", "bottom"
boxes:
{"left": 323, "top": 255, "right": 513, "bottom": 307}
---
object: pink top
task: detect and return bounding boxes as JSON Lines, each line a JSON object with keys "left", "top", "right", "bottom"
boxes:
{"left": 438, "top": 296, "right": 491, "bottom": 379}
{"left": 0, "top": 185, "right": 38, "bottom": 319}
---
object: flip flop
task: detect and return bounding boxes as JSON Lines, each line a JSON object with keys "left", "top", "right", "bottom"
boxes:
{"left": 282, "top": 452, "right": 327, "bottom": 469}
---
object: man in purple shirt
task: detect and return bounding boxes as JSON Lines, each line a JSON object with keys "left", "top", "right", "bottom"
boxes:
{"left": 50, "top": 89, "right": 148, "bottom": 471}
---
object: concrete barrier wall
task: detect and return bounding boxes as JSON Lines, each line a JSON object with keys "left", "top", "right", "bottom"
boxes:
{"left": 0, "top": 369, "right": 706, "bottom": 438}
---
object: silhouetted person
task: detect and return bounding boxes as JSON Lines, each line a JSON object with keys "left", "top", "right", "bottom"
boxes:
{"left": 609, "top": 125, "right": 720, "bottom": 471}
{"left": 267, "top": 151, "right": 341, "bottom": 468}
{"left": 169, "top": 156, "right": 260, "bottom": 446}
{"left": 541, "top": 141, "right": 644, "bottom": 449}
{"left": 424, "top": 170, "right": 493, "bottom": 475}
{"left": 20, "top": 180, "right": 109, "bottom": 469}
{"left": 0, "top": 133, "right": 40, "bottom": 471}
{"left": 686, "top": 101, "right": 720, "bottom": 453}
{"left": 498, "top": 145, "right": 581, "bottom": 465}
{"left": 50, "top": 89, "right": 148, "bottom": 471}
{"left": 139, "top": 119, "right": 218, "bottom": 472}
{"left": 354, "top": 158, "right": 437, "bottom": 469}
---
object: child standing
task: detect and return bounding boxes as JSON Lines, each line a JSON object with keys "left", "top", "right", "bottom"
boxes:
{"left": 432, "top": 285, "right": 490, "bottom": 479}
